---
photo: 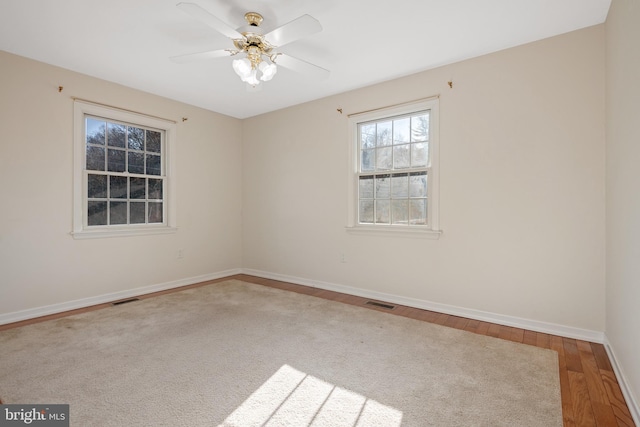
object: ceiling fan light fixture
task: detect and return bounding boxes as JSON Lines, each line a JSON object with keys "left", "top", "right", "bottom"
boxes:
{"left": 233, "top": 55, "right": 277, "bottom": 86}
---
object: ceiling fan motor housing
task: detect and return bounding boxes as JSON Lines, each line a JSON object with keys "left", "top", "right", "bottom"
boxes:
{"left": 233, "top": 12, "right": 275, "bottom": 68}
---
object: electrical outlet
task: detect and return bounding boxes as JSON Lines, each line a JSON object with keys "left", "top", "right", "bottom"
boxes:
{"left": 177, "top": 249, "right": 184, "bottom": 259}
{"left": 340, "top": 253, "right": 346, "bottom": 263}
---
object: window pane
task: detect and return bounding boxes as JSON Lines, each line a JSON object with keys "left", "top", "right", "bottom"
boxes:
{"left": 409, "top": 172, "right": 427, "bottom": 198}
{"left": 393, "top": 117, "right": 410, "bottom": 144}
{"left": 146, "top": 154, "right": 161, "bottom": 176}
{"left": 148, "top": 202, "right": 163, "bottom": 223}
{"left": 393, "top": 144, "right": 410, "bottom": 169}
{"left": 376, "top": 121, "right": 392, "bottom": 146}
{"left": 110, "top": 201, "right": 127, "bottom": 225}
{"left": 361, "top": 149, "right": 375, "bottom": 172}
{"left": 87, "top": 174, "right": 107, "bottom": 198}
{"left": 86, "top": 118, "right": 105, "bottom": 145}
{"left": 375, "top": 175, "right": 390, "bottom": 198}
{"left": 130, "top": 202, "right": 146, "bottom": 224}
{"left": 147, "top": 130, "right": 161, "bottom": 153}
{"left": 411, "top": 114, "right": 429, "bottom": 142}
{"left": 130, "top": 177, "right": 146, "bottom": 199}
{"left": 375, "top": 200, "right": 390, "bottom": 224}
{"left": 128, "top": 126, "right": 144, "bottom": 151}
{"left": 107, "top": 123, "right": 126, "bottom": 148}
{"left": 359, "top": 200, "right": 374, "bottom": 224}
{"left": 360, "top": 124, "right": 375, "bottom": 149}
{"left": 88, "top": 201, "right": 107, "bottom": 226}
{"left": 410, "top": 199, "right": 427, "bottom": 225}
{"left": 391, "top": 199, "right": 409, "bottom": 225}
{"left": 359, "top": 176, "right": 374, "bottom": 199}
{"left": 411, "top": 142, "right": 428, "bottom": 167}
{"left": 110, "top": 176, "right": 127, "bottom": 199}
{"left": 128, "top": 151, "right": 145, "bottom": 174}
{"left": 148, "top": 179, "right": 163, "bottom": 200}
{"left": 86, "top": 146, "right": 105, "bottom": 171}
{"left": 376, "top": 147, "right": 392, "bottom": 170}
{"left": 391, "top": 173, "right": 408, "bottom": 198}
{"left": 108, "top": 149, "right": 126, "bottom": 172}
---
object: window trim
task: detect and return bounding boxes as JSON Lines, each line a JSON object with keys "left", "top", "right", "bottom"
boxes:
{"left": 72, "top": 100, "right": 177, "bottom": 239}
{"left": 346, "top": 97, "right": 441, "bottom": 238}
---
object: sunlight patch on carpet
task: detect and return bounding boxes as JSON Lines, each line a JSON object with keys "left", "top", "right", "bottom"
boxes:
{"left": 219, "top": 364, "right": 403, "bottom": 427}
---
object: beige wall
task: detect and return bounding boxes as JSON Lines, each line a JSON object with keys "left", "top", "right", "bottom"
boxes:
{"left": 242, "top": 25, "right": 606, "bottom": 332}
{"left": 606, "top": 0, "right": 640, "bottom": 415}
{"left": 0, "top": 51, "right": 243, "bottom": 316}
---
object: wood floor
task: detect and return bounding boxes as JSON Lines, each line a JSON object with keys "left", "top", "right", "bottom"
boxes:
{"left": 0, "top": 274, "right": 635, "bottom": 426}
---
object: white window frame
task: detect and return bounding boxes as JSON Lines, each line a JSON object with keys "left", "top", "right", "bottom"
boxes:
{"left": 72, "top": 100, "right": 177, "bottom": 239}
{"left": 346, "top": 97, "right": 441, "bottom": 238}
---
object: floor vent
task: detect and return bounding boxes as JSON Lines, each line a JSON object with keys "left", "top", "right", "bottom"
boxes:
{"left": 112, "top": 298, "right": 140, "bottom": 306}
{"left": 365, "top": 301, "right": 396, "bottom": 310}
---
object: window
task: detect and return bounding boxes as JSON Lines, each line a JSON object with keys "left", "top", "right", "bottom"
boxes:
{"left": 72, "top": 100, "right": 176, "bottom": 238}
{"left": 347, "top": 98, "right": 440, "bottom": 237}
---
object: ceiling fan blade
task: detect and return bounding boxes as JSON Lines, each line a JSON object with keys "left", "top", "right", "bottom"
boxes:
{"left": 275, "top": 54, "right": 329, "bottom": 80}
{"left": 170, "top": 49, "right": 232, "bottom": 63}
{"left": 177, "top": 2, "right": 242, "bottom": 39}
{"left": 264, "top": 14, "right": 322, "bottom": 47}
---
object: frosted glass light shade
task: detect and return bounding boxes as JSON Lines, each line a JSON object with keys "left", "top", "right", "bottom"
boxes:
{"left": 243, "top": 68, "right": 259, "bottom": 86}
{"left": 259, "top": 61, "right": 277, "bottom": 81}
{"left": 232, "top": 58, "right": 252, "bottom": 78}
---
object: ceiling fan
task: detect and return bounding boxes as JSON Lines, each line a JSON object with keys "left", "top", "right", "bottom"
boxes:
{"left": 172, "top": 2, "right": 329, "bottom": 87}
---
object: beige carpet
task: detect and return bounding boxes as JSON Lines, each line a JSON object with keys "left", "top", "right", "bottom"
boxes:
{"left": 0, "top": 280, "right": 562, "bottom": 426}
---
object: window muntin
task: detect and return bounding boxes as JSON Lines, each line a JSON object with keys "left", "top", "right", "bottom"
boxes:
{"left": 84, "top": 116, "right": 165, "bottom": 227}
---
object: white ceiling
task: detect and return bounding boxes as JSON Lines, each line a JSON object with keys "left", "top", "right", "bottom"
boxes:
{"left": 0, "top": 0, "right": 610, "bottom": 119}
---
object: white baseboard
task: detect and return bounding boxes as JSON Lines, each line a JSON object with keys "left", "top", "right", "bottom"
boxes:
{"left": 0, "top": 268, "right": 242, "bottom": 326}
{"left": 242, "top": 268, "right": 605, "bottom": 343}
{"left": 603, "top": 336, "right": 640, "bottom": 426}
{"left": 4, "top": 268, "right": 603, "bottom": 343}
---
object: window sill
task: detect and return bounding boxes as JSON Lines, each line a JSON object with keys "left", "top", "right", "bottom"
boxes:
{"left": 345, "top": 225, "right": 442, "bottom": 239}
{"left": 71, "top": 226, "right": 178, "bottom": 240}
